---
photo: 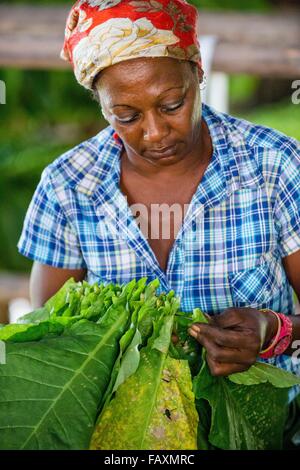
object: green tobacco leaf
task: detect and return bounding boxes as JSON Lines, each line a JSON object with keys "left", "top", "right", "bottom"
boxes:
{"left": 192, "top": 308, "right": 208, "bottom": 324}
{"left": 110, "top": 282, "right": 175, "bottom": 394}
{"left": 112, "top": 328, "right": 142, "bottom": 394}
{"left": 152, "top": 315, "right": 174, "bottom": 354}
{"left": 0, "top": 305, "right": 130, "bottom": 450}
{"left": 171, "top": 310, "right": 203, "bottom": 372}
{"left": 194, "top": 366, "right": 256, "bottom": 450}
{"left": 17, "top": 278, "right": 79, "bottom": 325}
{"left": 99, "top": 315, "right": 138, "bottom": 412}
{"left": 17, "top": 307, "right": 50, "bottom": 325}
{"left": 222, "top": 379, "right": 289, "bottom": 450}
{"left": 95, "top": 280, "right": 159, "bottom": 416}
{"left": 229, "top": 362, "right": 300, "bottom": 388}
{"left": 0, "top": 321, "right": 64, "bottom": 343}
{"left": 90, "top": 304, "right": 198, "bottom": 451}
{"left": 194, "top": 362, "right": 289, "bottom": 449}
{"left": 131, "top": 277, "right": 148, "bottom": 301}
{"left": 195, "top": 398, "right": 214, "bottom": 450}
{"left": 44, "top": 278, "right": 78, "bottom": 316}
{"left": 192, "top": 306, "right": 297, "bottom": 449}
{"left": 90, "top": 354, "right": 198, "bottom": 450}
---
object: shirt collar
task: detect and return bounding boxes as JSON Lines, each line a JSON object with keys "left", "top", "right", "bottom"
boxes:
{"left": 74, "top": 104, "right": 265, "bottom": 202}
{"left": 74, "top": 127, "right": 122, "bottom": 198}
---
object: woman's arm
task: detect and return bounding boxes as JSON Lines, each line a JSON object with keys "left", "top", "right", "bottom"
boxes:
{"left": 282, "top": 250, "right": 300, "bottom": 301}
{"left": 29, "top": 261, "right": 87, "bottom": 309}
{"left": 282, "top": 249, "right": 300, "bottom": 354}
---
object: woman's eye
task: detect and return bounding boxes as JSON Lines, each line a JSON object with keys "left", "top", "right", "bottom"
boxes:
{"left": 162, "top": 100, "right": 184, "bottom": 112}
{"left": 115, "top": 100, "right": 184, "bottom": 124}
{"left": 117, "top": 114, "right": 139, "bottom": 124}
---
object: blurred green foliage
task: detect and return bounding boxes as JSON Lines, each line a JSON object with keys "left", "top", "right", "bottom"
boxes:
{"left": 0, "top": 67, "right": 104, "bottom": 271}
{"left": 189, "top": 0, "right": 271, "bottom": 10}
{"left": 229, "top": 75, "right": 300, "bottom": 140}
{"left": 240, "top": 100, "right": 300, "bottom": 141}
{"left": 0, "top": 0, "right": 299, "bottom": 273}
{"left": 10, "top": 0, "right": 272, "bottom": 9}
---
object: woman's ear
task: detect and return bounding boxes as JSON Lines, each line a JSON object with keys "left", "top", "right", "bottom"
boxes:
{"left": 91, "top": 85, "right": 109, "bottom": 122}
{"left": 92, "top": 74, "right": 111, "bottom": 123}
{"left": 99, "top": 96, "right": 111, "bottom": 123}
{"left": 101, "top": 107, "right": 110, "bottom": 122}
{"left": 91, "top": 87, "right": 100, "bottom": 105}
{"left": 198, "top": 67, "right": 204, "bottom": 84}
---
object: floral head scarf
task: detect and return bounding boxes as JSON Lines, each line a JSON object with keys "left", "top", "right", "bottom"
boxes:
{"left": 60, "top": 0, "right": 201, "bottom": 90}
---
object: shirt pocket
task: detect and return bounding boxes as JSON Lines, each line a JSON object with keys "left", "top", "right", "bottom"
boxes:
{"left": 228, "top": 254, "right": 283, "bottom": 309}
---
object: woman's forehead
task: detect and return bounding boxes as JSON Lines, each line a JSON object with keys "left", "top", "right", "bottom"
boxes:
{"left": 97, "top": 57, "right": 192, "bottom": 96}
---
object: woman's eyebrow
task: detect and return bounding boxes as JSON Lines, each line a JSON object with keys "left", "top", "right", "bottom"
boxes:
{"left": 112, "top": 104, "right": 133, "bottom": 109}
{"left": 158, "top": 85, "right": 185, "bottom": 96}
{"left": 112, "top": 86, "right": 185, "bottom": 109}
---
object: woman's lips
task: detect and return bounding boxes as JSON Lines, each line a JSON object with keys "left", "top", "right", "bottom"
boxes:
{"left": 146, "top": 144, "right": 178, "bottom": 157}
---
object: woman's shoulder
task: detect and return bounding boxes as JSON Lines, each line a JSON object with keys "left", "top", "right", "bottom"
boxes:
{"left": 40, "top": 125, "right": 118, "bottom": 193}
{"left": 203, "top": 104, "right": 300, "bottom": 202}
{"left": 204, "top": 104, "right": 299, "bottom": 181}
{"left": 204, "top": 103, "right": 299, "bottom": 157}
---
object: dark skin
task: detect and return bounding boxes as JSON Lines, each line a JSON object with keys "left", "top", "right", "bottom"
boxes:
{"left": 97, "top": 59, "right": 211, "bottom": 271}
{"left": 120, "top": 123, "right": 211, "bottom": 271}
{"left": 30, "top": 57, "right": 300, "bottom": 376}
{"left": 29, "top": 263, "right": 86, "bottom": 310}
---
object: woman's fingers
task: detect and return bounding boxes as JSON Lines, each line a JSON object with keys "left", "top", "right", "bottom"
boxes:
{"left": 206, "top": 357, "right": 252, "bottom": 377}
{"left": 188, "top": 322, "right": 259, "bottom": 351}
{"left": 188, "top": 322, "right": 259, "bottom": 372}
{"left": 187, "top": 309, "right": 266, "bottom": 376}
{"left": 206, "top": 341, "right": 256, "bottom": 365}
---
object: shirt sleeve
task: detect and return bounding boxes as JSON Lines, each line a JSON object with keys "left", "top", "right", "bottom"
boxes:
{"left": 17, "top": 168, "right": 86, "bottom": 269}
{"left": 275, "top": 139, "right": 300, "bottom": 258}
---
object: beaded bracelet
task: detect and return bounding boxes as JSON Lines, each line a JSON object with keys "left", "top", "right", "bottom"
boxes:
{"left": 259, "top": 310, "right": 281, "bottom": 356}
{"left": 259, "top": 310, "right": 293, "bottom": 359}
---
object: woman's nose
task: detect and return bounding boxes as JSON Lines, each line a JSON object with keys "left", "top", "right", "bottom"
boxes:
{"left": 143, "top": 112, "right": 169, "bottom": 143}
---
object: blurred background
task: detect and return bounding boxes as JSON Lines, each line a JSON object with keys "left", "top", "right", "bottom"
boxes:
{"left": 0, "top": 0, "right": 299, "bottom": 321}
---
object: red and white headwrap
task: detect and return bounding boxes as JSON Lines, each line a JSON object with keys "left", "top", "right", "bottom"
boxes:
{"left": 60, "top": 0, "right": 201, "bottom": 90}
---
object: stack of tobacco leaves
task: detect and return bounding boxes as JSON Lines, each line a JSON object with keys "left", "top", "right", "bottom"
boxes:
{"left": 0, "top": 278, "right": 299, "bottom": 450}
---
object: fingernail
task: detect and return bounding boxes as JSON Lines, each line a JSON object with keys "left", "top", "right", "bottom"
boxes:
{"left": 188, "top": 327, "right": 200, "bottom": 338}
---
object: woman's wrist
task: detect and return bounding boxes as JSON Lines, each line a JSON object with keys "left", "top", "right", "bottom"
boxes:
{"left": 259, "top": 310, "right": 296, "bottom": 358}
{"left": 260, "top": 309, "right": 280, "bottom": 350}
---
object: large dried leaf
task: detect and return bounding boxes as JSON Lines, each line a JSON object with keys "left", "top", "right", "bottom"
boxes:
{"left": 90, "top": 351, "right": 198, "bottom": 450}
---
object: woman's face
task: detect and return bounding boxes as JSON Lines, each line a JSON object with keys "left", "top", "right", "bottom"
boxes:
{"left": 95, "top": 57, "right": 202, "bottom": 166}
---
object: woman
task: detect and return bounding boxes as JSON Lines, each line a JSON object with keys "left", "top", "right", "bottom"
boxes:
{"left": 18, "top": 0, "right": 300, "bottom": 385}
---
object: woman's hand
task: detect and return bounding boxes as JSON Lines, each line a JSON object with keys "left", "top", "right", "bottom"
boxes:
{"left": 188, "top": 307, "right": 278, "bottom": 376}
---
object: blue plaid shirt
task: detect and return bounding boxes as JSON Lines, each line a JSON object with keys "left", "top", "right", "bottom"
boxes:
{"left": 18, "top": 104, "right": 300, "bottom": 392}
